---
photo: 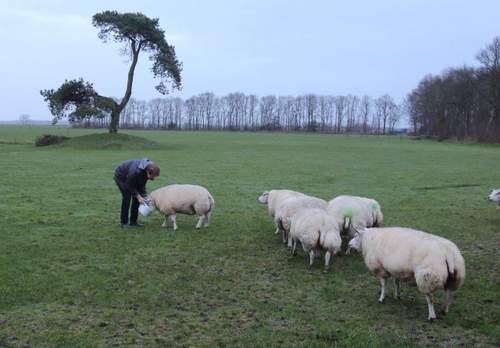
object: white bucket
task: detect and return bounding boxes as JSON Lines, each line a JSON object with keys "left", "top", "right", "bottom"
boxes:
{"left": 139, "top": 203, "right": 154, "bottom": 216}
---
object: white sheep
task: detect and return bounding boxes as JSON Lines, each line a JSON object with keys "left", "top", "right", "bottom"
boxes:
{"left": 257, "top": 189, "right": 307, "bottom": 234}
{"left": 327, "top": 195, "right": 383, "bottom": 236}
{"left": 147, "top": 184, "right": 215, "bottom": 230}
{"left": 347, "top": 227, "right": 465, "bottom": 321}
{"left": 288, "top": 208, "right": 342, "bottom": 271}
{"left": 275, "top": 195, "right": 327, "bottom": 244}
{"left": 487, "top": 189, "right": 500, "bottom": 207}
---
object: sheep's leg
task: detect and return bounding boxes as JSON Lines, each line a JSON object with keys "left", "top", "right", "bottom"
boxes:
{"left": 324, "top": 251, "right": 331, "bottom": 272}
{"left": 425, "top": 294, "right": 437, "bottom": 321}
{"left": 170, "top": 214, "right": 178, "bottom": 231}
{"left": 292, "top": 239, "right": 297, "bottom": 256}
{"left": 196, "top": 215, "right": 204, "bottom": 229}
{"left": 442, "top": 290, "right": 454, "bottom": 314}
{"left": 378, "top": 278, "right": 387, "bottom": 303}
{"left": 274, "top": 223, "right": 280, "bottom": 234}
{"left": 203, "top": 212, "right": 211, "bottom": 227}
{"left": 282, "top": 229, "right": 288, "bottom": 244}
{"left": 394, "top": 279, "right": 401, "bottom": 299}
{"left": 287, "top": 235, "right": 293, "bottom": 250}
{"left": 161, "top": 215, "right": 169, "bottom": 228}
{"left": 308, "top": 250, "right": 315, "bottom": 267}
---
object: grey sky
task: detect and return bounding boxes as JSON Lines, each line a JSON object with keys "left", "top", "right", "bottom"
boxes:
{"left": 1, "top": 0, "right": 499, "bottom": 120}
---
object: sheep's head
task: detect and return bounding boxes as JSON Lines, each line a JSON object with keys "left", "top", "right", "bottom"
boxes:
{"left": 282, "top": 217, "right": 292, "bottom": 231}
{"left": 143, "top": 195, "right": 155, "bottom": 207}
{"left": 488, "top": 189, "right": 500, "bottom": 205}
{"left": 346, "top": 226, "right": 366, "bottom": 254}
{"left": 257, "top": 191, "right": 270, "bottom": 204}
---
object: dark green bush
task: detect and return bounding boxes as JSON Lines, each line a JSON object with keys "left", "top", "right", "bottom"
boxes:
{"left": 34, "top": 134, "right": 69, "bottom": 147}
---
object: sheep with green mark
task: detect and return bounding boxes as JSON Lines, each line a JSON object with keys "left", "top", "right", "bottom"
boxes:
{"left": 327, "top": 195, "right": 383, "bottom": 236}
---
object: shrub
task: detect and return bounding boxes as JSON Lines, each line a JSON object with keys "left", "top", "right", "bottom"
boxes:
{"left": 34, "top": 134, "right": 69, "bottom": 147}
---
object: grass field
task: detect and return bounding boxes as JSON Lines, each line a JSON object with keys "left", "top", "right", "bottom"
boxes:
{"left": 0, "top": 126, "right": 499, "bottom": 347}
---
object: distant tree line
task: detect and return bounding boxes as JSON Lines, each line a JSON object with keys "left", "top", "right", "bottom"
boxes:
{"left": 75, "top": 93, "right": 403, "bottom": 134}
{"left": 407, "top": 36, "right": 500, "bottom": 142}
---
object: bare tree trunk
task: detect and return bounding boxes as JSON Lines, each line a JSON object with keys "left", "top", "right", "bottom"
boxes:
{"left": 109, "top": 108, "right": 121, "bottom": 134}
{"left": 108, "top": 41, "right": 141, "bottom": 134}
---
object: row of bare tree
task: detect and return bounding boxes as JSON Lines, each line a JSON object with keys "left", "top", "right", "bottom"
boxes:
{"left": 79, "top": 93, "right": 403, "bottom": 133}
{"left": 407, "top": 36, "right": 500, "bottom": 142}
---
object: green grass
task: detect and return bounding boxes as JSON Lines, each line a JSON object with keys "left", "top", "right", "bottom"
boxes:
{"left": 0, "top": 126, "right": 499, "bottom": 347}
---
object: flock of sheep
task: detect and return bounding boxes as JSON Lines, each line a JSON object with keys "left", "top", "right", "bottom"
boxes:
{"left": 256, "top": 189, "right": 465, "bottom": 322}
{"left": 139, "top": 185, "right": 500, "bottom": 321}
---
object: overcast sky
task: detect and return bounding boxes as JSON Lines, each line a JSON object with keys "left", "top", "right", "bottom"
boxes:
{"left": 1, "top": 0, "right": 499, "bottom": 120}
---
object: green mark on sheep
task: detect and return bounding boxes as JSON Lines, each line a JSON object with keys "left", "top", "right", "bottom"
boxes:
{"left": 342, "top": 207, "right": 353, "bottom": 218}
{"left": 371, "top": 202, "right": 380, "bottom": 212}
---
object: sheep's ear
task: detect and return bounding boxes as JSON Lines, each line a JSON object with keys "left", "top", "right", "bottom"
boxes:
{"left": 352, "top": 225, "right": 366, "bottom": 236}
{"left": 351, "top": 225, "right": 360, "bottom": 235}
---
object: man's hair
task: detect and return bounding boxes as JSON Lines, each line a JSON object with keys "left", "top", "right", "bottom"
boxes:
{"left": 146, "top": 163, "right": 160, "bottom": 177}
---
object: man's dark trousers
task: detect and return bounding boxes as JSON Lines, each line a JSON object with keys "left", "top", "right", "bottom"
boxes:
{"left": 118, "top": 186, "right": 139, "bottom": 225}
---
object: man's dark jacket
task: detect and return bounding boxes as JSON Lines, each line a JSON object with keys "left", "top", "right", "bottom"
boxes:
{"left": 114, "top": 158, "right": 154, "bottom": 197}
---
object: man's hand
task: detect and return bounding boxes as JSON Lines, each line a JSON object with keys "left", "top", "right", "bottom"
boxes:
{"left": 137, "top": 195, "right": 146, "bottom": 204}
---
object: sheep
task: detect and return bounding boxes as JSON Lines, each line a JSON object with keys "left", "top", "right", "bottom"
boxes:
{"left": 257, "top": 189, "right": 307, "bottom": 234}
{"left": 487, "top": 189, "right": 500, "bottom": 207}
{"left": 275, "top": 195, "right": 327, "bottom": 244}
{"left": 288, "top": 208, "right": 342, "bottom": 271}
{"left": 147, "top": 184, "right": 215, "bottom": 230}
{"left": 347, "top": 227, "right": 465, "bottom": 321}
{"left": 326, "top": 195, "right": 383, "bottom": 236}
